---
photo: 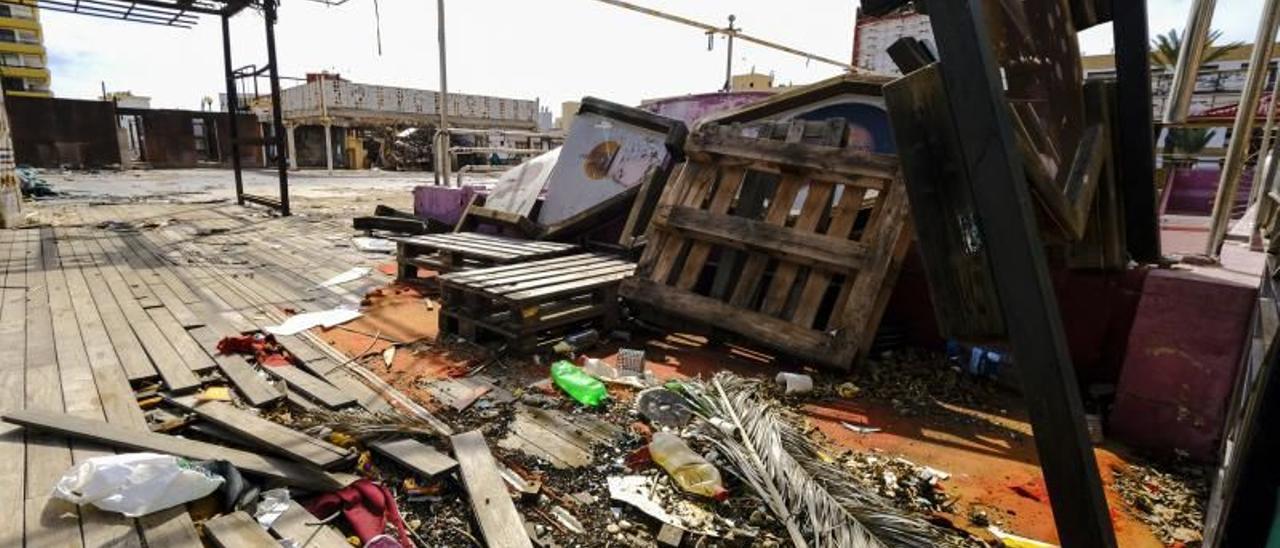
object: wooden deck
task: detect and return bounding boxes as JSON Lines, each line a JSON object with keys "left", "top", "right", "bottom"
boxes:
{"left": 1, "top": 201, "right": 398, "bottom": 547}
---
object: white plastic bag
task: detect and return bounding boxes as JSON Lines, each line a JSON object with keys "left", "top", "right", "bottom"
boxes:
{"left": 52, "top": 453, "right": 224, "bottom": 517}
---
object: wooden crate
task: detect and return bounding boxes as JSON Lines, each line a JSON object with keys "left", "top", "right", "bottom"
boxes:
{"left": 392, "top": 233, "right": 577, "bottom": 281}
{"left": 620, "top": 123, "right": 912, "bottom": 369}
{"left": 438, "top": 253, "right": 635, "bottom": 352}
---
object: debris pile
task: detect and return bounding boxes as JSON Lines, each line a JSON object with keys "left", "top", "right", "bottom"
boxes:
{"left": 1112, "top": 460, "right": 1210, "bottom": 546}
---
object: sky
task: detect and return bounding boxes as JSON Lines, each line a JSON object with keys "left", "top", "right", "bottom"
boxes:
{"left": 41, "top": 0, "right": 1271, "bottom": 111}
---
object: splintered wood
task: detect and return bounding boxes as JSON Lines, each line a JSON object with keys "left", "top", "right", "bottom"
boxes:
{"left": 621, "top": 123, "right": 912, "bottom": 369}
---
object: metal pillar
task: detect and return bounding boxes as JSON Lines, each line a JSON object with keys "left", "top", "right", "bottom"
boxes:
{"left": 323, "top": 123, "right": 333, "bottom": 174}
{"left": 922, "top": 0, "right": 1118, "bottom": 546}
{"left": 1112, "top": 0, "right": 1162, "bottom": 262}
{"left": 1206, "top": 0, "right": 1280, "bottom": 257}
{"left": 722, "top": 14, "right": 736, "bottom": 92}
{"left": 436, "top": 0, "right": 450, "bottom": 185}
{"left": 263, "top": 0, "right": 290, "bottom": 216}
{"left": 285, "top": 124, "right": 297, "bottom": 170}
{"left": 221, "top": 13, "right": 244, "bottom": 206}
{"left": 1163, "top": 0, "right": 1217, "bottom": 124}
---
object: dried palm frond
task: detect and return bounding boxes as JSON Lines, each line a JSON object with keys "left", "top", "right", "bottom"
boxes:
{"left": 285, "top": 408, "right": 440, "bottom": 440}
{"left": 677, "top": 373, "right": 964, "bottom": 548}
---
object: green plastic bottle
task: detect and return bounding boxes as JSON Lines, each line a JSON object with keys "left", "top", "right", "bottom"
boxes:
{"left": 551, "top": 361, "right": 608, "bottom": 406}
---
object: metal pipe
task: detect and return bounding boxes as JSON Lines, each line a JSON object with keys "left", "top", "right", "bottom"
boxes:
{"left": 221, "top": 13, "right": 244, "bottom": 205}
{"left": 1206, "top": 0, "right": 1280, "bottom": 256}
{"left": 723, "top": 14, "right": 735, "bottom": 91}
{"left": 589, "top": 0, "right": 853, "bottom": 70}
{"left": 264, "top": 0, "right": 290, "bottom": 215}
{"left": 1162, "top": 0, "right": 1216, "bottom": 124}
{"left": 436, "top": 0, "right": 451, "bottom": 185}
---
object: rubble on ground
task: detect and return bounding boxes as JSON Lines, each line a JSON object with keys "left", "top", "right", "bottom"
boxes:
{"left": 1112, "top": 459, "right": 1211, "bottom": 546}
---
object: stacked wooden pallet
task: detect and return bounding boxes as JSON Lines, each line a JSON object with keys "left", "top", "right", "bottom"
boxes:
{"left": 392, "top": 232, "right": 578, "bottom": 281}
{"left": 438, "top": 253, "right": 635, "bottom": 352}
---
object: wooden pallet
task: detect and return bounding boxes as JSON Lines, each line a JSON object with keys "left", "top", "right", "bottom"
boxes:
{"left": 438, "top": 254, "right": 635, "bottom": 352}
{"left": 620, "top": 122, "right": 913, "bottom": 369}
{"left": 392, "top": 233, "right": 578, "bottom": 281}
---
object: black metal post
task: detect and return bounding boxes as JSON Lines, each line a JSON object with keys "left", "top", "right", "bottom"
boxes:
{"left": 263, "top": 0, "right": 290, "bottom": 216}
{"left": 1110, "top": 0, "right": 1161, "bottom": 262}
{"left": 921, "top": 1, "right": 1118, "bottom": 546}
{"left": 221, "top": 13, "right": 244, "bottom": 206}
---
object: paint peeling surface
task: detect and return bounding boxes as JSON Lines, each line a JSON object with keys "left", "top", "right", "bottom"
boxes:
{"left": 536, "top": 112, "right": 671, "bottom": 226}
{"left": 485, "top": 147, "right": 561, "bottom": 216}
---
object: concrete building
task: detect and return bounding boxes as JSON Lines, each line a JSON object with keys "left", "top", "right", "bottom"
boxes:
{"left": 730, "top": 72, "right": 774, "bottom": 91}
{"left": 557, "top": 100, "right": 581, "bottom": 132}
{"left": 0, "top": 3, "right": 50, "bottom": 97}
{"left": 245, "top": 73, "right": 540, "bottom": 170}
{"left": 103, "top": 91, "right": 151, "bottom": 109}
{"left": 852, "top": 9, "right": 933, "bottom": 75}
{"left": 1084, "top": 44, "right": 1280, "bottom": 158}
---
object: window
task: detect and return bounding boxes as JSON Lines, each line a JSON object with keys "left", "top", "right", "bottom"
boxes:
{"left": 2, "top": 77, "right": 26, "bottom": 91}
{"left": 0, "top": 30, "right": 15, "bottom": 43}
{"left": 0, "top": 6, "right": 35, "bottom": 19}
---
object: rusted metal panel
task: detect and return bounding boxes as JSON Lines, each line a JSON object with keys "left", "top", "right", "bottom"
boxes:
{"left": 7, "top": 96, "right": 120, "bottom": 168}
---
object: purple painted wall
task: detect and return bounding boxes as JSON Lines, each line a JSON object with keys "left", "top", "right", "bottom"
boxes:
{"left": 639, "top": 91, "right": 774, "bottom": 126}
{"left": 1166, "top": 165, "right": 1253, "bottom": 217}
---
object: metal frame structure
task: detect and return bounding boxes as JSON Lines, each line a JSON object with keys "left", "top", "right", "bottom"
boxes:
{"left": 1, "top": 0, "right": 295, "bottom": 215}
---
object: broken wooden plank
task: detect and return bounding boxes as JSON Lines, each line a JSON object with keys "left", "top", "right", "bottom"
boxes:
{"left": 451, "top": 430, "right": 534, "bottom": 548}
{"left": 169, "top": 396, "right": 352, "bottom": 469}
{"left": 2, "top": 411, "right": 343, "bottom": 491}
{"left": 261, "top": 364, "right": 357, "bottom": 409}
{"left": 188, "top": 324, "right": 282, "bottom": 408}
{"left": 267, "top": 502, "right": 350, "bottom": 548}
{"left": 204, "top": 511, "right": 277, "bottom": 548}
{"left": 370, "top": 438, "right": 458, "bottom": 479}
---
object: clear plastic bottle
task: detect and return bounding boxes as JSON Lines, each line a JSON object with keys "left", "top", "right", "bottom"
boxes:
{"left": 648, "top": 431, "right": 729, "bottom": 500}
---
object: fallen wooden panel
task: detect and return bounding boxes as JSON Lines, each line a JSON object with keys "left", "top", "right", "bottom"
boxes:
{"left": 204, "top": 511, "right": 277, "bottom": 548}
{"left": 2, "top": 411, "right": 343, "bottom": 491}
{"left": 498, "top": 405, "right": 626, "bottom": 469}
{"left": 267, "top": 502, "right": 349, "bottom": 548}
{"left": 261, "top": 364, "right": 357, "bottom": 409}
{"left": 451, "top": 430, "right": 534, "bottom": 548}
{"left": 424, "top": 375, "right": 514, "bottom": 411}
{"left": 169, "top": 396, "right": 352, "bottom": 469}
{"left": 370, "top": 438, "right": 458, "bottom": 478}
{"left": 621, "top": 121, "right": 912, "bottom": 369}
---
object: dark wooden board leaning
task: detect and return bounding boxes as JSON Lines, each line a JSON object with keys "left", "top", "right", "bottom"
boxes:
{"left": 621, "top": 122, "right": 913, "bottom": 369}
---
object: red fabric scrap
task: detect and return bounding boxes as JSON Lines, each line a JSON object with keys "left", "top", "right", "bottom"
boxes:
{"left": 215, "top": 334, "right": 295, "bottom": 368}
{"left": 304, "top": 479, "right": 411, "bottom": 547}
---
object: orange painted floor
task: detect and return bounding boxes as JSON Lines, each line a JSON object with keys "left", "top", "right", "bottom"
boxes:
{"left": 320, "top": 273, "right": 1169, "bottom": 547}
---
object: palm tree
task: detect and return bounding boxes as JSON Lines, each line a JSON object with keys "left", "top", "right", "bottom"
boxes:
{"left": 1152, "top": 29, "right": 1246, "bottom": 158}
{"left": 1151, "top": 28, "right": 1245, "bottom": 70}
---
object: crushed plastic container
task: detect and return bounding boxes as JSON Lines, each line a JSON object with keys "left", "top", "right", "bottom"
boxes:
{"left": 649, "top": 431, "right": 728, "bottom": 501}
{"left": 551, "top": 360, "right": 607, "bottom": 406}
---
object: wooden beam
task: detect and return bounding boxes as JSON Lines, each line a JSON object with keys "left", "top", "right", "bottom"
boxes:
{"left": 920, "top": 1, "right": 1118, "bottom": 546}
{"left": 370, "top": 438, "right": 458, "bottom": 479}
{"left": 266, "top": 502, "right": 350, "bottom": 548}
{"left": 657, "top": 205, "right": 870, "bottom": 274}
{"left": 2, "top": 411, "right": 344, "bottom": 492}
{"left": 168, "top": 396, "right": 352, "bottom": 469}
{"left": 205, "top": 512, "right": 277, "bottom": 548}
{"left": 686, "top": 124, "right": 899, "bottom": 181}
{"left": 450, "top": 430, "right": 533, "bottom": 548}
{"left": 1109, "top": 0, "right": 1161, "bottom": 262}
{"left": 620, "top": 277, "right": 841, "bottom": 367}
